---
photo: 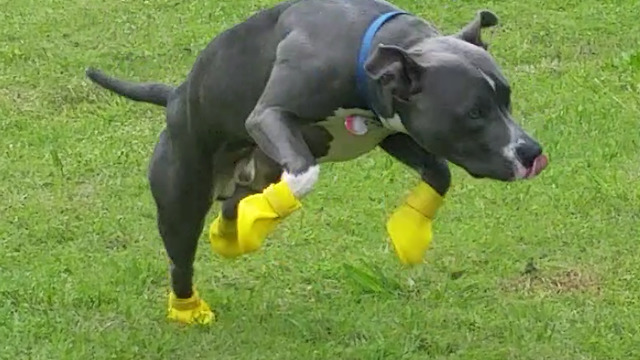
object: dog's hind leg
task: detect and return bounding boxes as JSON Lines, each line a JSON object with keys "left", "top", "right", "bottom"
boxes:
{"left": 209, "top": 148, "right": 283, "bottom": 258}
{"left": 148, "top": 115, "right": 216, "bottom": 325}
{"left": 208, "top": 185, "right": 256, "bottom": 258}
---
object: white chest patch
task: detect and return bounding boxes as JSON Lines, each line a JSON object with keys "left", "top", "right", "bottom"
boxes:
{"left": 316, "top": 108, "right": 403, "bottom": 163}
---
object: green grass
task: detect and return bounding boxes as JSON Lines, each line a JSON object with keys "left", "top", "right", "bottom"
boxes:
{"left": 1, "top": 0, "right": 639, "bottom": 358}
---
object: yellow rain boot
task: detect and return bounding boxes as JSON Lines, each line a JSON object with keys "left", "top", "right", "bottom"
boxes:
{"left": 167, "top": 289, "right": 214, "bottom": 325}
{"left": 209, "top": 214, "right": 243, "bottom": 258}
{"left": 236, "top": 180, "right": 301, "bottom": 254}
{"left": 386, "top": 182, "right": 444, "bottom": 265}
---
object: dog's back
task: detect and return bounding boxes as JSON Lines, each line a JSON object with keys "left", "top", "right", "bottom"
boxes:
{"left": 183, "top": 0, "right": 410, "bottom": 136}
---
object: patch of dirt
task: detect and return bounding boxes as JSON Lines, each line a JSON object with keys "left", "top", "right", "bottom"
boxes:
{"left": 625, "top": 158, "right": 640, "bottom": 181}
{"left": 502, "top": 268, "right": 601, "bottom": 295}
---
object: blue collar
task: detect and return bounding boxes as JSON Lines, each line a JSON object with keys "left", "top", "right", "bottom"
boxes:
{"left": 355, "top": 10, "right": 408, "bottom": 117}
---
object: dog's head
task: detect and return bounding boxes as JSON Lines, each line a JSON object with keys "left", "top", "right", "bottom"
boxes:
{"left": 365, "top": 10, "right": 547, "bottom": 181}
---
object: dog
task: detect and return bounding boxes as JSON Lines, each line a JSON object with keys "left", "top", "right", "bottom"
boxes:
{"left": 86, "top": 0, "right": 548, "bottom": 324}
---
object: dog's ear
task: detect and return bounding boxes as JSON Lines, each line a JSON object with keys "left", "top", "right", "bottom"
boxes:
{"left": 454, "top": 10, "right": 498, "bottom": 50}
{"left": 364, "top": 44, "right": 423, "bottom": 114}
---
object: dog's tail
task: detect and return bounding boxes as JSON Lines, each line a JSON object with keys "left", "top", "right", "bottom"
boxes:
{"left": 85, "top": 67, "right": 174, "bottom": 107}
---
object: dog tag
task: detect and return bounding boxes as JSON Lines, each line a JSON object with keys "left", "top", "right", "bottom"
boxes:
{"left": 344, "top": 115, "right": 369, "bottom": 136}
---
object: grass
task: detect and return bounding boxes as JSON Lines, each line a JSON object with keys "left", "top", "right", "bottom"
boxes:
{"left": 1, "top": 0, "right": 639, "bottom": 358}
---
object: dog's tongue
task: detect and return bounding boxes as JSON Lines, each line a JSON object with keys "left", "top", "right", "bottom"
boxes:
{"left": 526, "top": 154, "right": 549, "bottom": 179}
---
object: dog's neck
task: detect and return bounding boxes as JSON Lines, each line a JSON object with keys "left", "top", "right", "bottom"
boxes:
{"left": 357, "top": 11, "right": 439, "bottom": 121}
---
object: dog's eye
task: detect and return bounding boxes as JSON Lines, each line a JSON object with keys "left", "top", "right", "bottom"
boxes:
{"left": 468, "top": 108, "right": 482, "bottom": 119}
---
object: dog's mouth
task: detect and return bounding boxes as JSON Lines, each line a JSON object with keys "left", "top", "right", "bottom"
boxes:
{"left": 522, "top": 154, "right": 548, "bottom": 180}
{"left": 452, "top": 152, "right": 549, "bottom": 181}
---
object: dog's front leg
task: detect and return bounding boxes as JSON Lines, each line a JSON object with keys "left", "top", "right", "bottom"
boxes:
{"left": 379, "top": 133, "right": 451, "bottom": 265}
{"left": 229, "top": 106, "right": 318, "bottom": 255}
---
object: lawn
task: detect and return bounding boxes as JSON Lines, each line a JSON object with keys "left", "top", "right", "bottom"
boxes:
{"left": 1, "top": 0, "right": 639, "bottom": 358}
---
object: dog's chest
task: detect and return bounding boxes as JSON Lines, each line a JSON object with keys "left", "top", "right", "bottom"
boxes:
{"left": 311, "top": 108, "right": 395, "bottom": 163}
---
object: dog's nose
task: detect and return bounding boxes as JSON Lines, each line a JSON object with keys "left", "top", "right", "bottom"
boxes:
{"left": 515, "top": 142, "right": 542, "bottom": 168}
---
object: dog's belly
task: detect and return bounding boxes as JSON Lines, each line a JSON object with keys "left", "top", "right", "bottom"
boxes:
{"left": 310, "top": 108, "right": 394, "bottom": 163}
{"left": 218, "top": 109, "right": 393, "bottom": 198}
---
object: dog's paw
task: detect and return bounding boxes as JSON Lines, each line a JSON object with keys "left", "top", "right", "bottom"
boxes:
{"left": 236, "top": 180, "right": 301, "bottom": 254}
{"left": 167, "top": 290, "right": 214, "bottom": 325}
{"left": 209, "top": 215, "right": 244, "bottom": 258}
{"left": 386, "top": 204, "right": 434, "bottom": 265}
{"left": 386, "top": 182, "right": 444, "bottom": 265}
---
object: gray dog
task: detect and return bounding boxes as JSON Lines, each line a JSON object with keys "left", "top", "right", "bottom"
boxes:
{"left": 86, "top": 0, "right": 548, "bottom": 324}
